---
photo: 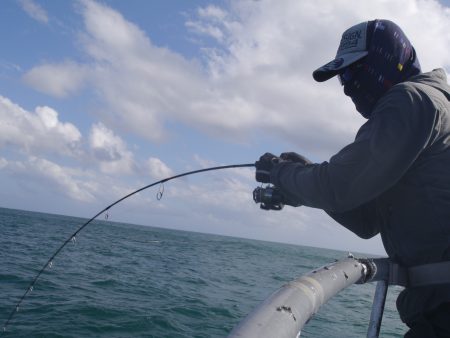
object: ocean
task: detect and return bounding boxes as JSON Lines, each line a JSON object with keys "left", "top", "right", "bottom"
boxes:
{"left": 0, "top": 207, "right": 406, "bottom": 337}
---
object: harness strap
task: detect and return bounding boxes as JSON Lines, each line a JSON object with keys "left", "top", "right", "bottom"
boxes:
{"left": 408, "top": 261, "right": 450, "bottom": 287}
{"left": 364, "top": 258, "right": 450, "bottom": 287}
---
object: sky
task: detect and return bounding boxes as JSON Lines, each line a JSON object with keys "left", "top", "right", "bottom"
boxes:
{"left": 1, "top": 0, "right": 449, "bottom": 255}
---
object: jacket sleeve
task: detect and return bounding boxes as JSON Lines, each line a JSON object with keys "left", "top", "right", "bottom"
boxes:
{"left": 326, "top": 201, "right": 379, "bottom": 239}
{"left": 270, "top": 83, "right": 438, "bottom": 213}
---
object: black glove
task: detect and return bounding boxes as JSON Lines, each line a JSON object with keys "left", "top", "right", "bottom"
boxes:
{"left": 279, "top": 152, "right": 312, "bottom": 165}
{"left": 255, "top": 152, "right": 281, "bottom": 183}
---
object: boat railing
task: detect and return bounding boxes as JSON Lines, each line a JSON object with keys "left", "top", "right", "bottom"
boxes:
{"left": 228, "top": 255, "right": 394, "bottom": 338}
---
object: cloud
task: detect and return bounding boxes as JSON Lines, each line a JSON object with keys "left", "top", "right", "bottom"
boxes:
{"left": 0, "top": 95, "right": 82, "bottom": 156}
{"left": 89, "top": 122, "right": 135, "bottom": 175}
{"left": 10, "top": 0, "right": 446, "bottom": 253}
{"left": 0, "top": 94, "right": 172, "bottom": 201}
{"left": 145, "top": 157, "right": 174, "bottom": 180}
{"left": 0, "top": 157, "right": 7, "bottom": 169}
{"left": 18, "top": 0, "right": 49, "bottom": 24}
{"left": 186, "top": 0, "right": 450, "bottom": 147}
{"left": 22, "top": 0, "right": 450, "bottom": 159}
{"left": 185, "top": 5, "right": 228, "bottom": 42}
{"left": 88, "top": 122, "right": 172, "bottom": 180}
{"left": 23, "top": 61, "right": 87, "bottom": 97}
{"left": 30, "top": 157, "right": 95, "bottom": 202}
{"left": 76, "top": 0, "right": 206, "bottom": 142}
{"left": 0, "top": 60, "right": 22, "bottom": 75}
{"left": 3, "top": 156, "right": 97, "bottom": 202}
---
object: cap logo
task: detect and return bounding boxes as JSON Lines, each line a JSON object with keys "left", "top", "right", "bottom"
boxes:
{"left": 339, "top": 29, "right": 363, "bottom": 51}
{"left": 335, "top": 22, "right": 368, "bottom": 56}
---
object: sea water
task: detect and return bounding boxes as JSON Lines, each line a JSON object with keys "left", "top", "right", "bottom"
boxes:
{"left": 0, "top": 207, "right": 406, "bottom": 337}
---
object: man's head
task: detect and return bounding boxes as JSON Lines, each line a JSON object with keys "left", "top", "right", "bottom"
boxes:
{"left": 313, "top": 20, "right": 421, "bottom": 118}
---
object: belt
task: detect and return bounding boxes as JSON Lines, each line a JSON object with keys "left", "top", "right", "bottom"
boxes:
{"left": 360, "top": 258, "right": 450, "bottom": 287}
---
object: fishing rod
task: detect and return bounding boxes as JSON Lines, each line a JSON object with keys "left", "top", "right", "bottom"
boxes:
{"left": 2, "top": 163, "right": 255, "bottom": 334}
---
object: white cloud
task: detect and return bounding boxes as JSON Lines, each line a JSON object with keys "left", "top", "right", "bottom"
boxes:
{"left": 31, "top": 157, "right": 95, "bottom": 202}
{"left": 22, "top": 0, "right": 450, "bottom": 159}
{"left": 89, "top": 122, "right": 135, "bottom": 175}
{"left": 193, "top": 154, "right": 217, "bottom": 169}
{"left": 0, "top": 154, "right": 158, "bottom": 208}
{"left": 198, "top": 5, "right": 228, "bottom": 21}
{"left": 3, "top": 156, "right": 97, "bottom": 202}
{"left": 0, "top": 96, "right": 82, "bottom": 156}
{"left": 23, "top": 61, "right": 87, "bottom": 97}
{"left": 77, "top": 0, "right": 206, "bottom": 142}
{"left": 89, "top": 123, "right": 173, "bottom": 179}
{"left": 145, "top": 157, "right": 173, "bottom": 180}
{"left": 185, "top": 5, "right": 228, "bottom": 42}
{"left": 185, "top": 20, "right": 225, "bottom": 42}
{"left": 0, "top": 157, "right": 7, "bottom": 169}
{"left": 186, "top": 0, "right": 450, "bottom": 151}
{"left": 18, "top": 0, "right": 49, "bottom": 24}
{"left": 9, "top": 0, "right": 444, "bottom": 253}
{"left": 0, "top": 60, "right": 22, "bottom": 74}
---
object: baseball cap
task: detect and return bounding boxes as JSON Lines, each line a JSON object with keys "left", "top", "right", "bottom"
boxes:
{"left": 313, "top": 22, "right": 371, "bottom": 82}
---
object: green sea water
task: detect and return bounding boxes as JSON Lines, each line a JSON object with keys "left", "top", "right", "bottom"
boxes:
{"left": 0, "top": 207, "right": 407, "bottom": 337}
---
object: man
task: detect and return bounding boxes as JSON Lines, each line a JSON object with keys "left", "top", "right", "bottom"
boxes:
{"left": 255, "top": 20, "right": 450, "bottom": 337}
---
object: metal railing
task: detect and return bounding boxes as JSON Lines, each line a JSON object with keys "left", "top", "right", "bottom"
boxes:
{"left": 228, "top": 255, "right": 387, "bottom": 338}
{"left": 229, "top": 254, "right": 450, "bottom": 337}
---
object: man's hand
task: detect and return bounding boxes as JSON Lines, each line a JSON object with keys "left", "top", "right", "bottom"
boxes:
{"left": 254, "top": 151, "right": 311, "bottom": 208}
{"left": 255, "top": 152, "right": 281, "bottom": 183}
{"left": 255, "top": 152, "right": 311, "bottom": 183}
{"left": 280, "top": 152, "right": 312, "bottom": 165}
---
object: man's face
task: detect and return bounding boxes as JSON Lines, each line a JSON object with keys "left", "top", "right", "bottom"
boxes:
{"left": 339, "top": 59, "right": 375, "bottom": 118}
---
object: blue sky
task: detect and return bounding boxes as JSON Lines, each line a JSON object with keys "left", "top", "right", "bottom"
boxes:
{"left": 1, "top": 0, "right": 449, "bottom": 255}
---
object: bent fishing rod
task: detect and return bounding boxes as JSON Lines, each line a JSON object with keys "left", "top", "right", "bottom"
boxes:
{"left": 2, "top": 163, "right": 255, "bottom": 334}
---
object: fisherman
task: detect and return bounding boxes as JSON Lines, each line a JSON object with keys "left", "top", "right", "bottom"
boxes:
{"left": 254, "top": 19, "right": 450, "bottom": 337}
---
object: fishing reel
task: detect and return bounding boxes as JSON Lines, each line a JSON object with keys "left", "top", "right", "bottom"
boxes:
{"left": 253, "top": 185, "right": 285, "bottom": 211}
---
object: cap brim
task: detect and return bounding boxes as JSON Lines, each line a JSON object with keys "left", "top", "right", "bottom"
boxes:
{"left": 312, "top": 51, "right": 368, "bottom": 82}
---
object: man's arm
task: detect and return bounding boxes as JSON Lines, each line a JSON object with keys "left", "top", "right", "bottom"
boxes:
{"left": 270, "top": 83, "right": 438, "bottom": 213}
{"left": 326, "top": 200, "right": 380, "bottom": 239}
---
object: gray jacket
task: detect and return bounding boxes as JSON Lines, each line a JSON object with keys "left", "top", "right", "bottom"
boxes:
{"left": 271, "top": 69, "right": 450, "bottom": 322}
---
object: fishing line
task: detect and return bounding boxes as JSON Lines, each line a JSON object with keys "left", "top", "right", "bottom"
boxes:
{"left": 2, "top": 163, "right": 255, "bottom": 334}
